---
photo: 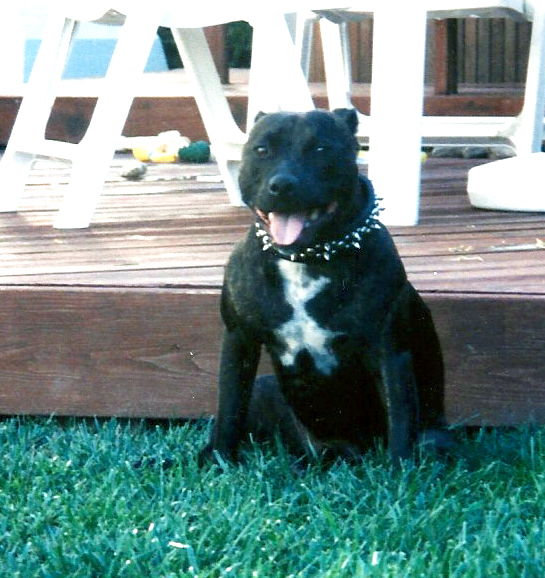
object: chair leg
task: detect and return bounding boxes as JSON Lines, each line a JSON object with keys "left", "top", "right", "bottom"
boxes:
{"left": 294, "top": 12, "right": 317, "bottom": 79}
{"left": 53, "top": 9, "right": 162, "bottom": 228}
{"left": 320, "top": 18, "right": 353, "bottom": 110}
{"left": 0, "top": 152, "right": 37, "bottom": 212}
{"left": 319, "top": 18, "right": 372, "bottom": 140}
{"left": 0, "top": 16, "right": 76, "bottom": 212}
{"left": 216, "top": 159, "right": 242, "bottom": 204}
{"left": 247, "top": 13, "right": 314, "bottom": 125}
{"left": 170, "top": 27, "right": 246, "bottom": 206}
{"left": 368, "top": 7, "right": 427, "bottom": 226}
{"left": 508, "top": 3, "right": 545, "bottom": 154}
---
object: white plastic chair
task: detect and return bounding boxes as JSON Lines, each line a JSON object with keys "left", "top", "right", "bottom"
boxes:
{"left": 312, "top": 1, "right": 545, "bottom": 223}
{"left": 0, "top": 2, "right": 340, "bottom": 228}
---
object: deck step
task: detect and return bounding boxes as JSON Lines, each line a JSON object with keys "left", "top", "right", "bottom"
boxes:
{"left": 0, "top": 155, "right": 543, "bottom": 426}
{"left": 0, "top": 286, "right": 544, "bottom": 426}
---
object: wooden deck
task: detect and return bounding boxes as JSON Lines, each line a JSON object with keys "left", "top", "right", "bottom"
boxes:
{"left": 0, "top": 154, "right": 544, "bottom": 426}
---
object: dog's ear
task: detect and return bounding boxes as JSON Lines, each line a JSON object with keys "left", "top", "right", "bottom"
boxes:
{"left": 332, "top": 108, "right": 358, "bottom": 135}
{"left": 254, "top": 111, "right": 268, "bottom": 123}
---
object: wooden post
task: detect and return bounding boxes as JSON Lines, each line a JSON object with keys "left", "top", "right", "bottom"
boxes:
{"left": 434, "top": 19, "right": 458, "bottom": 95}
{"left": 204, "top": 25, "right": 229, "bottom": 84}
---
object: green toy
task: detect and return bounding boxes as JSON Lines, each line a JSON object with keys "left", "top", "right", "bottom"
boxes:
{"left": 178, "top": 140, "right": 211, "bottom": 163}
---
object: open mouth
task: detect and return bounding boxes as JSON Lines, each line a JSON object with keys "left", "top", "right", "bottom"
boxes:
{"left": 255, "top": 201, "right": 338, "bottom": 246}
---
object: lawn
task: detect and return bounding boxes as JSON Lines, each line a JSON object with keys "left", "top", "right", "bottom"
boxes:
{"left": 1, "top": 417, "right": 544, "bottom": 577}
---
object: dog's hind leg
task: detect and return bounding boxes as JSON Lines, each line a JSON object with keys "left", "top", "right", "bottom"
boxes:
{"left": 247, "top": 376, "right": 362, "bottom": 463}
{"left": 409, "top": 292, "right": 454, "bottom": 452}
{"left": 409, "top": 293, "right": 450, "bottom": 430}
{"left": 379, "top": 349, "right": 420, "bottom": 464}
{"left": 247, "top": 375, "right": 316, "bottom": 457}
{"left": 375, "top": 284, "right": 430, "bottom": 463}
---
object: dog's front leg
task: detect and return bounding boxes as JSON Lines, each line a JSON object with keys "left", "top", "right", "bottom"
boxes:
{"left": 379, "top": 347, "right": 418, "bottom": 464}
{"left": 206, "top": 327, "right": 261, "bottom": 463}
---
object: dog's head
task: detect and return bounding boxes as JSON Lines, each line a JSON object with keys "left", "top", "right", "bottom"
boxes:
{"left": 239, "top": 109, "right": 364, "bottom": 250}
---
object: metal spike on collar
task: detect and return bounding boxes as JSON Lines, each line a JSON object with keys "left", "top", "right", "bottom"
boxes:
{"left": 254, "top": 199, "right": 383, "bottom": 262}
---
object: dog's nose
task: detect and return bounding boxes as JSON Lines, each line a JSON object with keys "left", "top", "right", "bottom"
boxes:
{"left": 268, "top": 174, "right": 298, "bottom": 196}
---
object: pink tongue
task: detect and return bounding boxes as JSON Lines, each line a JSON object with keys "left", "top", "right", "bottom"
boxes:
{"left": 268, "top": 212, "right": 306, "bottom": 245}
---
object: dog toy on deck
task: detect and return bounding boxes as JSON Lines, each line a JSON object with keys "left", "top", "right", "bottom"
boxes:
{"left": 131, "top": 130, "right": 190, "bottom": 163}
{"left": 178, "top": 141, "right": 211, "bottom": 163}
{"left": 130, "top": 131, "right": 211, "bottom": 164}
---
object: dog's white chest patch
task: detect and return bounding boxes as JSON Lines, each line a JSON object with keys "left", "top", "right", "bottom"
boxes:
{"left": 275, "top": 260, "right": 341, "bottom": 375}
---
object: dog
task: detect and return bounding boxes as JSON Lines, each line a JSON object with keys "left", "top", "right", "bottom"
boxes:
{"left": 200, "top": 108, "right": 452, "bottom": 466}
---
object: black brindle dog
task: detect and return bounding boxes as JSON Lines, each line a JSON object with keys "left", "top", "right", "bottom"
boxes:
{"left": 200, "top": 108, "right": 452, "bottom": 465}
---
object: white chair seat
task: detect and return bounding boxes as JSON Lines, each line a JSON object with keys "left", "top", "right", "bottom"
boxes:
{"left": 468, "top": 153, "right": 545, "bottom": 212}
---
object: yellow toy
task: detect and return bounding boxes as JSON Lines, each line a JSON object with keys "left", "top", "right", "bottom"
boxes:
{"left": 131, "top": 131, "right": 190, "bottom": 163}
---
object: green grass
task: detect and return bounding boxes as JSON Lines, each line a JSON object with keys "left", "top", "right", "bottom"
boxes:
{"left": 1, "top": 418, "right": 544, "bottom": 577}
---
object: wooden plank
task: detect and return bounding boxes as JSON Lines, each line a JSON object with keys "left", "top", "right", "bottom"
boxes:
{"left": 464, "top": 19, "right": 478, "bottom": 83}
{"left": 0, "top": 227, "right": 245, "bottom": 255}
{"left": 476, "top": 19, "right": 491, "bottom": 83}
{"left": 3, "top": 258, "right": 544, "bottom": 295}
{"left": 204, "top": 25, "right": 229, "bottom": 85}
{"left": 503, "top": 19, "right": 517, "bottom": 84}
{"left": 407, "top": 258, "right": 545, "bottom": 294}
{"left": 8, "top": 95, "right": 249, "bottom": 146}
{"left": 0, "top": 286, "right": 544, "bottom": 426}
{"left": 0, "top": 248, "right": 232, "bottom": 277}
{"left": 0, "top": 287, "right": 221, "bottom": 418}
{"left": 0, "top": 90, "right": 529, "bottom": 148}
{"left": 516, "top": 22, "right": 531, "bottom": 82}
{"left": 3, "top": 258, "right": 542, "bottom": 296}
{"left": 421, "top": 93, "right": 523, "bottom": 116}
{"left": 1, "top": 215, "right": 541, "bottom": 277}
{"left": 434, "top": 20, "right": 448, "bottom": 94}
{"left": 428, "top": 293, "right": 545, "bottom": 426}
{"left": 491, "top": 19, "right": 506, "bottom": 83}
{"left": 395, "top": 229, "right": 545, "bottom": 258}
{"left": 0, "top": 97, "right": 21, "bottom": 144}
{"left": 350, "top": 21, "right": 373, "bottom": 84}
{"left": 433, "top": 20, "right": 458, "bottom": 95}
{"left": 457, "top": 19, "right": 466, "bottom": 84}
{"left": 308, "top": 22, "right": 326, "bottom": 84}
{"left": 0, "top": 267, "right": 226, "bottom": 288}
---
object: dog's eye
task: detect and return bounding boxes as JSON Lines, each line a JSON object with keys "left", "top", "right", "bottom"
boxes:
{"left": 254, "top": 145, "right": 269, "bottom": 157}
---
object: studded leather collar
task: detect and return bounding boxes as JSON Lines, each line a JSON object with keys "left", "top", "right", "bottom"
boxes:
{"left": 254, "top": 184, "right": 383, "bottom": 263}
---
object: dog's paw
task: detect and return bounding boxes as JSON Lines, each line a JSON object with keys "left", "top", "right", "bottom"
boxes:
{"left": 197, "top": 443, "right": 214, "bottom": 468}
{"left": 418, "top": 428, "right": 456, "bottom": 453}
{"left": 197, "top": 444, "right": 235, "bottom": 470}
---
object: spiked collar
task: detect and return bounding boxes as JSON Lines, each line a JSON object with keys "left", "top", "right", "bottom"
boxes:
{"left": 254, "top": 181, "right": 383, "bottom": 263}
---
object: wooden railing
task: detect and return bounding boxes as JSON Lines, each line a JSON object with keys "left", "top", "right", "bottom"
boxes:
{"left": 304, "top": 18, "right": 532, "bottom": 89}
